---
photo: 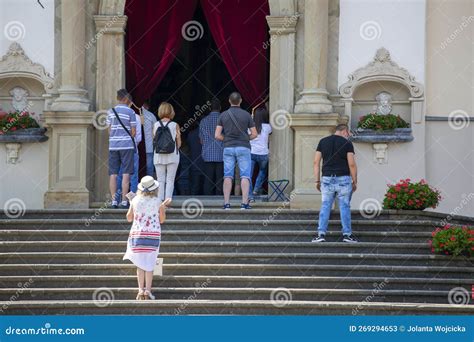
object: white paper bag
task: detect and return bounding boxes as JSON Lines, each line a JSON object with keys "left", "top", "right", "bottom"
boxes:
{"left": 153, "top": 258, "right": 163, "bottom": 276}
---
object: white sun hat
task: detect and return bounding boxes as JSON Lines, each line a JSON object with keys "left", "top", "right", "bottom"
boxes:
{"left": 137, "top": 176, "right": 159, "bottom": 192}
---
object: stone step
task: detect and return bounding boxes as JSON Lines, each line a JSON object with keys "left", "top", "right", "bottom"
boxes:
{"left": 2, "top": 263, "right": 472, "bottom": 279}
{"left": 0, "top": 240, "right": 432, "bottom": 254}
{"left": 1, "top": 299, "right": 472, "bottom": 315}
{"left": 2, "top": 275, "right": 472, "bottom": 291}
{"left": 0, "top": 219, "right": 453, "bottom": 232}
{"left": 0, "top": 287, "right": 463, "bottom": 304}
{"left": 1, "top": 252, "right": 470, "bottom": 267}
{"left": 2, "top": 209, "right": 471, "bottom": 225}
{"left": 0, "top": 229, "right": 432, "bottom": 243}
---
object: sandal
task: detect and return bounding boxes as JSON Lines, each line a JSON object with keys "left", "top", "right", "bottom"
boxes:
{"left": 144, "top": 290, "right": 155, "bottom": 300}
{"left": 136, "top": 289, "right": 145, "bottom": 300}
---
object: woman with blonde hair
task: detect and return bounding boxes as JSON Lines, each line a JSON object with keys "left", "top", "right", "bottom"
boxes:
{"left": 153, "top": 102, "right": 181, "bottom": 203}
{"left": 124, "top": 176, "right": 171, "bottom": 300}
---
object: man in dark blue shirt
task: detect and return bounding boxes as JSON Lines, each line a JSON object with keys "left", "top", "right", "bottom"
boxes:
{"left": 199, "top": 98, "right": 224, "bottom": 195}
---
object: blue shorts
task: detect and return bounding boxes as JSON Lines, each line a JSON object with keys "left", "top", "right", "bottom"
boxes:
{"left": 223, "top": 147, "right": 251, "bottom": 179}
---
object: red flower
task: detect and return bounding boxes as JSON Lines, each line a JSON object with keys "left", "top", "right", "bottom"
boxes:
{"left": 409, "top": 189, "right": 415, "bottom": 194}
{"left": 395, "top": 186, "right": 401, "bottom": 192}
{"left": 392, "top": 194, "right": 397, "bottom": 199}
{"left": 450, "top": 236, "right": 456, "bottom": 241}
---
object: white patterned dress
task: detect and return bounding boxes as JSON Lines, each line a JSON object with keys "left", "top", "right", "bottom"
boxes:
{"left": 123, "top": 196, "right": 161, "bottom": 272}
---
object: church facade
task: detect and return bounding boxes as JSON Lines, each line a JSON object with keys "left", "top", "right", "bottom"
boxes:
{"left": 0, "top": 0, "right": 472, "bottom": 217}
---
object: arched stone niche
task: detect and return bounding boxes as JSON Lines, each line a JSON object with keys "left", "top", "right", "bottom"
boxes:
{"left": 0, "top": 42, "right": 53, "bottom": 163}
{"left": 0, "top": 42, "right": 55, "bottom": 121}
{"left": 339, "top": 47, "right": 424, "bottom": 164}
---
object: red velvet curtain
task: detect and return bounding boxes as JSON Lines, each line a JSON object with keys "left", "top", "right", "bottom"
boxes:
{"left": 200, "top": 0, "right": 270, "bottom": 107}
{"left": 125, "top": 0, "right": 199, "bottom": 105}
{"left": 125, "top": 0, "right": 270, "bottom": 107}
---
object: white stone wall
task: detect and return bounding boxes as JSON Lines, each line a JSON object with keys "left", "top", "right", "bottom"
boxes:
{"left": 0, "top": 0, "right": 55, "bottom": 76}
{"left": 338, "top": 0, "right": 426, "bottom": 87}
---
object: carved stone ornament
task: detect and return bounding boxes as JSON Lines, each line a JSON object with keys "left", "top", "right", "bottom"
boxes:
{"left": 0, "top": 42, "right": 54, "bottom": 92}
{"left": 339, "top": 47, "right": 424, "bottom": 99}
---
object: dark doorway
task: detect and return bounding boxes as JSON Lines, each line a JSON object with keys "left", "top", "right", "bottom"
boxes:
{"left": 149, "top": 4, "right": 247, "bottom": 196}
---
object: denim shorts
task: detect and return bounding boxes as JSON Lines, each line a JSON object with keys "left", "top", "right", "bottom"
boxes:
{"left": 109, "top": 149, "right": 134, "bottom": 175}
{"left": 223, "top": 147, "right": 251, "bottom": 179}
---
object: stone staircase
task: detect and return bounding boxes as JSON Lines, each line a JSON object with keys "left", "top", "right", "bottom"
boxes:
{"left": 0, "top": 202, "right": 473, "bottom": 315}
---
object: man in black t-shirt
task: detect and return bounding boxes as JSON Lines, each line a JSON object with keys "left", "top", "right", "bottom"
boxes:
{"left": 312, "top": 124, "right": 359, "bottom": 243}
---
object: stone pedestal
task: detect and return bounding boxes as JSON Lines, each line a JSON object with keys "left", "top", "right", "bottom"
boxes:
{"left": 43, "top": 111, "right": 93, "bottom": 208}
{"left": 289, "top": 113, "right": 346, "bottom": 209}
{"left": 294, "top": 0, "right": 333, "bottom": 114}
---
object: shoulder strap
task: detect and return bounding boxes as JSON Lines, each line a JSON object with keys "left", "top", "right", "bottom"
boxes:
{"left": 112, "top": 107, "right": 136, "bottom": 152}
{"left": 228, "top": 108, "right": 240, "bottom": 129}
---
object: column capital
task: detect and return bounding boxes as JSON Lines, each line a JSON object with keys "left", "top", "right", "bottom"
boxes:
{"left": 94, "top": 15, "right": 127, "bottom": 34}
{"left": 266, "top": 15, "right": 299, "bottom": 35}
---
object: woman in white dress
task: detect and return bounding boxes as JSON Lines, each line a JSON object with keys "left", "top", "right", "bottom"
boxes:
{"left": 124, "top": 176, "right": 171, "bottom": 300}
{"left": 153, "top": 102, "right": 181, "bottom": 203}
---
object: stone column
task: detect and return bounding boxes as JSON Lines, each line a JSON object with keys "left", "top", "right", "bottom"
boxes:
{"left": 51, "top": 0, "right": 90, "bottom": 111}
{"left": 44, "top": 0, "right": 93, "bottom": 208}
{"left": 294, "top": 0, "right": 333, "bottom": 114}
{"left": 93, "top": 15, "right": 127, "bottom": 203}
{"left": 266, "top": 14, "right": 298, "bottom": 195}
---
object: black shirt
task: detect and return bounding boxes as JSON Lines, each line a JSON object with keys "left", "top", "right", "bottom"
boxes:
{"left": 217, "top": 106, "right": 255, "bottom": 149}
{"left": 316, "top": 135, "right": 355, "bottom": 177}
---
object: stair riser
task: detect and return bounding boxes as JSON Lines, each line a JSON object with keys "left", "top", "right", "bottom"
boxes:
{"left": 0, "top": 278, "right": 469, "bottom": 291}
{"left": 1, "top": 305, "right": 471, "bottom": 315}
{"left": 1, "top": 268, "right": 470, "bottom": 279}
{"left": 1, "top": 255, "right": 467, "bottom": 267}
{"left": 0, "top": 245, "right": 432, "bottom": 254}
{"left": 0, "top": 223, "right": 441, "bottom": 232}
{"left": 0, "top": 291, "right": 455, "bottom": 304}
{"left": 0, "top": 234, "right": 431, "bottom": 244}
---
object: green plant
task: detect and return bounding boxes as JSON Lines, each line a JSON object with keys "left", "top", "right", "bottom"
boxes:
{"left": 430, "top": 225, "right": 474, "bottom": 256}
{"left": 383, "top": 178, "right": 441, "bottom": 210}
{"left": 0, "top": 111, "right": 39, "bottom": 134}
{"left": 357, "top": 113, "right": 409, "bottom": 131}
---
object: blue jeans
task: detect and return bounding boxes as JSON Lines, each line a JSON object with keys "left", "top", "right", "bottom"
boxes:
{"left": 249, "top": 153, "right": 269, "bottom": 197}
{"left": 116, "top": 152, "right": 139, "bottom": 201}
{"left": 223, "top": 147, "right": 251, "bottom": 179}
{"left": 146, "top": 153, "right": 155, "bottom": 177}
{"left": 318, "top": 175, "right": 352, "bottom": 236}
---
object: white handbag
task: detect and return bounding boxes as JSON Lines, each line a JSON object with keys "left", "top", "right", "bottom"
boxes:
{"left": 153, "top": 258, "right": 163, "bottom": 276}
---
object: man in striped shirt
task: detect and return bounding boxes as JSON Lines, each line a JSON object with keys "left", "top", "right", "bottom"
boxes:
{"left": 107, "top": 89, "right": 137, "bottom": 208}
